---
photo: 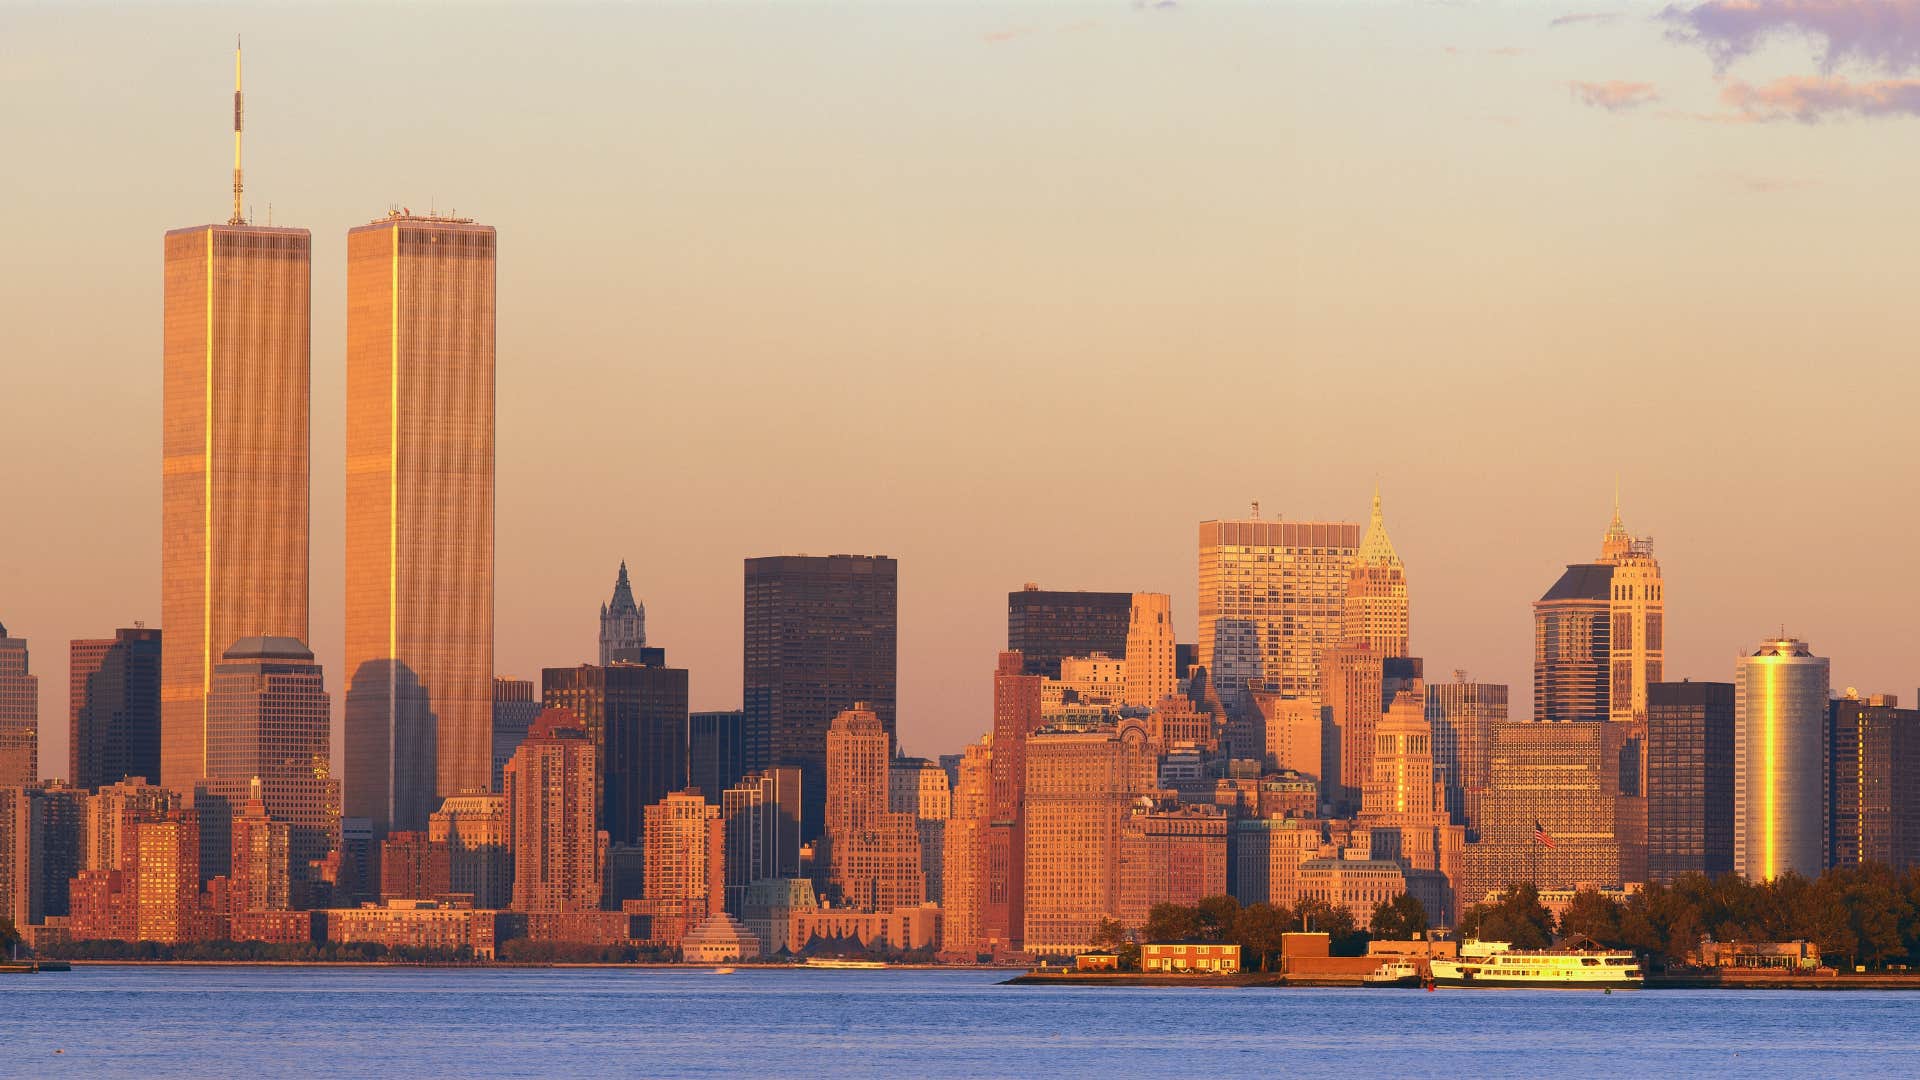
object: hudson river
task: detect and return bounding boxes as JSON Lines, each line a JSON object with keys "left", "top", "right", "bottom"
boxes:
{"left": 8, "top": 966, "right": 1919, "bottom": 1077}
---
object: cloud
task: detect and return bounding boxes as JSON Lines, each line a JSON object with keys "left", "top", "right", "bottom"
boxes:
{"left": 1661, "top": 0, "right": 1920, "bottom": 74}
{"left": 1550, "top": 11, "right": 1624, "bottom": 28}
{"left": 1718, "top": 74, "right": 1920, "bottom": 120}
{"left": 1570, "top": 79, "right": 1662, "bottom": 110}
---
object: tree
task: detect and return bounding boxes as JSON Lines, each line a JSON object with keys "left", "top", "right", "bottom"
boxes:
{"left": 1369, "top": 893, "right": 1429, "bottom": 940}
{"left": 0, "top": 916, "right": 19, "bottom": 957}
{"left": 1233, "top": 903, "right": 1291, "bottom": 972}
{"left": 1558, "top": 888, "right": 1624, "bottom": 946}
{"left": 1196, "top": 895, "right": 1241, "bottom": 942}
{"left": 1296, "top": 897, "right": 1367, "bottom": 955}
{"left": 1458, "top": 883, "right": 1553, "bottom": 949}
{"left": 1144, "top": 902, "right": 1201, "bottom": 943}
{"left": 1092, "top": 917, "right": 1131, "bottom": 950}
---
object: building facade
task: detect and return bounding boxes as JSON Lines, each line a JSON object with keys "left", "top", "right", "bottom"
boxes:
{"left": 1117, "top": 802, "right": 1229, "bottom": 927}
{"left": 1459, "top": 722, "right": 1624, "bottom": 901}
{"left": 1123, "top": 593, "right": 1177, "bottom": 709}
{"left": 491, "top": 678, "right": 541, "bottom": 794}
{"left": 1021, "top": 723, "right": 1154, "bottom": 954}
{"left": 1647, "top": 680, "right": 1735, "bottom": 883}
{"left": 0, "top": 626, "right": 38, "bottom": 788}
{"left": 744, "top": 554, "right": 897, "bottom": 841}
{"left": 429, "top": 792, "right": 511, "bottom": 908}
{"left": 889, "top": 757, "right": 950, "bottom": 903}
{"left": 1342, "top": 490, "right": 1409, "bottom": 658}
{"left": 344, "top": 213, "right": 496, "bottom": 838}
{"left": 503, "top": 709, "right": 604, "bottom": 912}
{"left": 542, "top": 657, "right": 689, "bottom": 847}
{"left": 987, "top": 651, "right": 1043, "bottom": 954}
{"left": 70, "top": 628, "right": 163, "bottom": 792}
{"left": 1197, "top": 516, "right": 1361, "bottom": 718}
{"left": 824, "top": 706, "right": 924, "bottom": 912}
{"left": 202, "top": 636, "right": 337, "bottom": 885}
{"left": 1828, "top": 691, "right": 1920, "bottom": 872}
{"left": 689, "top": 710, "right": 748, "bottom": 806}
{"left": 161, "top": 222, "right": 311, "bottom": 797}
{"left": 1733, "top": 637, "right": 1830, "bottom": 881}
{"left": 940, "top": 737, "right": 992, "bottom": 958}
{"left": 720, "top": 767, "right": 803, "bottom": 913}
{"left": 1006, "top": 587, "right": 1132, "bottom": 680}
{"left": 1426, "top": 675, "right": 1509, "bottom": 832}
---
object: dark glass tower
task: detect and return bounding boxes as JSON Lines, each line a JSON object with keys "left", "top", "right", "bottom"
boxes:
{"left": 743, "top": 555, "right": 897, "bottom": 841}
{"left": 1646, "top": 680, "right": 1734, "bottom": 883}
{"left": 542, "top": 656, "right": 688, "bottom": 847}
{"left": 71, "top": 628, "right": 163, "bottom": 792}
{"left": 1005, "top": 587, "right": 1131, "bottom": 679}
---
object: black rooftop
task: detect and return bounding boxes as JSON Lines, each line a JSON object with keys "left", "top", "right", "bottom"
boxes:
{"left": 1539, "top": 563, "right": 1614, "bottom": 603}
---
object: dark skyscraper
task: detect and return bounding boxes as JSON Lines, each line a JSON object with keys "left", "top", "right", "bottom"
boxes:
{"left": 543, "top": 656, "right": 689, "bottom": 847}
{"left": 743, "top": 554, "right": 898, "bottom": 841}
{"left": 599, "top": 562, "right": 646, "bottom": 666}
{"left": 721, "top": 766, "right": 803, "bottom": 913}
{"left": 1829, "top": 691, "right": 1920, "bottom": 872}
{"left": 690, "top": 710, "right": 748, "bottom": 805}
{"left": 1646, "top": 680, "right": 1735, "bottom": 884}
{"left": 70, "top": 628, "right": 163, "bottom": 792}
{"left": 1533, "top": 564, "right": 1613, "bottom": 723}
{"left": 491, "top": 677, "right": 541, "bottom": 793}
{"left": 1005, "top": 586, "right": 1131, "bottom": 679}
{"left": 0, "top": 624, "right": 40, "bottom": 787}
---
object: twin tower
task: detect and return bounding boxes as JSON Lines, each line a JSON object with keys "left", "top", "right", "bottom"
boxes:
{"left": 160, "top": 193, "right": 495, "bottom": 837}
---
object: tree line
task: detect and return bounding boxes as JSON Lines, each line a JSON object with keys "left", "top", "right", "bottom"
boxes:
{"left": 1084, "top": 893, "right": 1431, "bottom": 972}
{"left": 1463, "top": 863, "right": 1920, "bottom": 972}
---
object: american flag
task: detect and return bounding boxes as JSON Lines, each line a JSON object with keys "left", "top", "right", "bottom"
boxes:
{"left": 1533, "top": 821, "right": 1557, "bottom": 849}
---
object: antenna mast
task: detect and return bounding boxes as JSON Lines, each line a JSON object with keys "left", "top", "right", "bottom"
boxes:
{"left": 230, "top": 36, "right": 245, "bottom": 225}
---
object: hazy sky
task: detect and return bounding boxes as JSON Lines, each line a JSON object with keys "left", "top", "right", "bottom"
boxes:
{"left": 3, "top": 2, "right": 1918, "bottom": 777}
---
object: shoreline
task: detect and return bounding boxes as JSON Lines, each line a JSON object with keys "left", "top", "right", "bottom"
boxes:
{"left": 51, "top": 959, "right": 1028, "bottom": 972}
{"left": 1003, "top": 970, "right": 1920, "bottom": 991}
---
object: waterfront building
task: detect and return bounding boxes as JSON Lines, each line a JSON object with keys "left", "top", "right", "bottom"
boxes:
{"left": 203, "top": 636, "right": 337, "bottom": 885}
{"left": 1142, "top": 941, "right": 1242, "bottom": 974}
{"left": 682, "top": 911, "right": 762, "bottom": 963}
{"left": 1123, "top": 593, "right": 1177, "bottom": 709}
{"left": 0, "top": 786, "right": 39, "bottom": 926}
{"left": 491, "top": 678, "right": 541, "bottom": 794}
{"left": 161, "top": 206, "right": 311, "bottom": 798}
{"left": 940, "top": 737, "right": 992, "bottom": 959}
{"left": 744, "top": 554, "right": 897, "bottom": 840}
{"left": 1021, "top": 722, "right": 1154, "bottom": 954}
{"left": 689, "top": 710, "right": 748, "bottom": 807}
{"left": 1733, "top": 637, "right": 1830, "bottom": 881}
{"left": 1828, "top": 691, "right": 1920, "bottom": 872}
{"left": 1426, "top": 674, "right": 1508, "bottom": 831}
{"left": 1006, "top": 586, "right": 1132, "bottom": 680}
{"left": 987, "top": 652, "right": 1043, "bottom": 953}
{"left": 788, "top": 903, "right": 942, "bottom": 954}
{"left": 1117, "top": 802, "right": 1229, "bottom": 927}
{"left": 599, "top": 562, "right": 647, "bottom": 664}
{"left": 721, "top": 767, "right": 803, "bottom": 913}
{"left": 0, "top": 626, "right": 39, "bottom": 788}
{"left": 741, "top": 877, "right": 818, "bottom": 957}
{"left": 1197, "top": 515, "right": 1361, "bottom": 718}
{"left": 344, "top": 213, "right": 496, "bottom": 838}
{"left": 504, "top": 709, "right": 604, "bottom": 912}
{"left": 428, "top": 792, "right": 510, "bottom": 908}
{"left": 542, "top": 656, "right": 689, "bottom": 847}
{"left": 1296, "top": 856, "right": 1409, "bottom": 926}
{"left": 1646, "top": 681, "right": 1735, "bottom": 883}
{"left": 68, "top": 868, "right": 139, "bottom": 943}
{"left": 321, "top": 901, "right": 506, "bottom": 959}
{"left": 70, "top": 628, "right": 163, "bottom": 792}
{"left": 890, "top": 757, "right": 950, "bottom": 903}
{"left": 633, "top": 789, "right": 725, "bottom": 944}
{"left": 1342, "top": 489, "right": 1409, "bottom": 658}
{"left": 379, "top": 830, "right": 451, "bottom": 903}
{"left": 1459, "top": 722, "right": 1625, "bottom": 901}
{"left": 824, "top": 705, "right": 924, "bottom": 911}
{"left": 133, "top": 809, "right": 202, "bottom": 944}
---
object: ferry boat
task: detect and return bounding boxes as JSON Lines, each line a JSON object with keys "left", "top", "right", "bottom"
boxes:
{"left": 1361, "top": 960, "right": 1423, "bottom": 988}
{"left": 802, "top": 958, "right": 886, "bottom": 970}
{"left": 1428, "top": 940, "right": 1642, "bottom": 990}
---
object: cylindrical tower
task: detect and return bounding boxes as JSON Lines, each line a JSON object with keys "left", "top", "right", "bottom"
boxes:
{"left": 1733, "top": 637, "right": 1829, "bottom": 881}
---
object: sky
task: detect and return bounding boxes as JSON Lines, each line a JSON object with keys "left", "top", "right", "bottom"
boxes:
{"left": 2, "top": 1, "right": 1918, "bottom": 776}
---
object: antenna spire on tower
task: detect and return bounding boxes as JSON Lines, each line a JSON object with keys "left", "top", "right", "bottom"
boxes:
{"left": 230, "top": 36, "right": 246, "bottom": 225}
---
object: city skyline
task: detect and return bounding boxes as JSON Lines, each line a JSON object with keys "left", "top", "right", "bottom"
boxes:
{"left": 5, "top": 5, "right": 1920, "bottom": 779}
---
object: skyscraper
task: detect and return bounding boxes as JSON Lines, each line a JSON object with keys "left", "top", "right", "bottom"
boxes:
{"left": 1829, "top": 691, "right": 1920, "bottom": 872}
{"left": 743, "top": 554, "right": 897, "bottom": 840}
{"left": 889, "top": 756, "right": 950, "bottom": 903}
{"left": 161, "top": 54, "right": 311, "bottom": 793}
{"left": 1733, "top": 637, "right": 1829, "bottom": 882}
{"left": 823, "top": 705, "right": 924, "bottom": 912}
{"left": 228, "top": 780, "right": 292, "bottom": 912}
{"left": 689, "top": 709, "right": 748, "bottom": 805}
{"left": 1459, "top": 722, "right": 1624, "bottom": 901}
{"left": 940, "top": 737, "right": 992, "bottom": 959}
{"left": 1321, "top": 641, "right": 1383, "bottom": 812}
{"left": 720, "top": 767, "right": 802, "bottom": 913}
{"left": 0, "top": 624, "right": 39, "bottom": 787}
{"left": 428, "top": 792, "right": 510, "bottom": 908}
{"left": 641, "top": 789, "right": 725, "bottom": 919}
{"left": 1021, "top": 721, "right": 1155, "bottom": 954}
{"left": 1426, "top": 674, "right": 1509, "bottom": 831}
{"left": 1006, "top": 587, "right": 1132, "bottom": 680}
{"left": 504, "top": 708, "right": 603, "bottom": 912}
{"left": 1123, "top": 593, "right": 1177, "bottom": 709}
{"left": 490, "top": 677, "right": 540, "bottom": 793}
{"left": 1533, "top": 503, "right": 1664, "bottom": 725}
{"left": 202, "top": 636, "right": 337, "bottom": 887}
{"left": 345, "top": 212, "right": 496, "bottom": 838}
{"left": 1646, "top": 680, "right": 1735, "bottom": 883}
{"left": 986, "top": 651, "right": 1042, "bottom": 954}
{"left": 1197, "top": 515, "right": 1361, "bottom": 717}
{"left": 542, "top": 656, "right": 689, "bottom": 847}
{"left": 599, "top": 562, "right": 646, "bottom": 665}
{"left": 70, "top": 628, "right": 162, "bottom": 792}
{"left": 1342, "top": 488, "right": 1409, "bottom": 658}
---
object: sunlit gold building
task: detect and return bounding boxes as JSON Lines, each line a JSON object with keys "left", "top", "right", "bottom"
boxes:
{"left": 1342, "top": 489, "right": 1409, "bottom": 658}
{"left": 1197, "top": 514, "right": 1360, "bottom": 717}
{"left": 345, "top": 213, "right": 496, "bottom": 836}
{"left": 161, "top": 220, "right": 311, "bottom": 794}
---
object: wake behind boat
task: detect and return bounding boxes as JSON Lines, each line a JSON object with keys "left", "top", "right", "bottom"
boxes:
{"left": 803, "top": 959, "right": 887, "bottom": 970}
{"left": 1429, "top": 939, "right": 1642, "bottom": 990}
